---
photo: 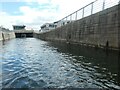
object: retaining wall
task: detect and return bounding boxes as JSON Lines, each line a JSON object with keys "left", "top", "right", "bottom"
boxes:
{"left": 0, "top": 31, "right": 2, "bottom": 41}
{"left": 0, "top": 30, "right": 15, "bottom": 41}
{"left": 34, "top": 4, "right": 120, "bottom": 50}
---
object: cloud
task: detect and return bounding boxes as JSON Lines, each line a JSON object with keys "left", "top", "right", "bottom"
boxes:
{"left": 51, "top": 0, "right": 95, "bottom": 16}
{"left": 0, "top": 0, "right": 119, "bottom": 30}
{"left": 18, "top": 5, "right": 59, "bottom": 28}
{"left": 0, "top": 4, "right": 59, "bottom": 30}
{"left": 0, "top": 11, "right": 16, "bottom": 30}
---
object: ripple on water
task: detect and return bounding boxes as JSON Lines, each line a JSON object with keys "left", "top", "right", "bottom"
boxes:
{"left": 1, "top": 38, "right": 120, "bottom": 89}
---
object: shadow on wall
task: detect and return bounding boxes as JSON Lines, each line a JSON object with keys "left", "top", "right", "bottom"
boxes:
{"left": 2, "top": 33, "right": 5, "bottom": 41}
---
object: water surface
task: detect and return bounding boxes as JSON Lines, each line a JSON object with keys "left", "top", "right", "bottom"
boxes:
{"left": 1, "top": 38, "right": 120, "bottom": 89}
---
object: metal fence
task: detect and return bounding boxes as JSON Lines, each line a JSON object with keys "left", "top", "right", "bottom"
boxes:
{"left": 57, "top": 0, "right": 119, "bottom": 27}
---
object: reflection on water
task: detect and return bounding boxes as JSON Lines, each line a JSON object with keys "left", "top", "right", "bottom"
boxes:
{"left": 1, "top": 38, "right": 120, "bottom": 89}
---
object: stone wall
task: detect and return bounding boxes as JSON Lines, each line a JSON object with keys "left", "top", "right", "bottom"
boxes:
{"left": 34, "top": 4, "right": 120, "bottom": 50}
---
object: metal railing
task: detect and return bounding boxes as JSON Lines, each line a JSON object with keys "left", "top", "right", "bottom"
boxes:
{"left": 56, "top": 0, "right": 119, "bottom": 27}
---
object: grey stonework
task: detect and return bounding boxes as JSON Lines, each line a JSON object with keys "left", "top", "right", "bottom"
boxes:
{"left": 34, "top": 5, "right": 120, "bottom": 50}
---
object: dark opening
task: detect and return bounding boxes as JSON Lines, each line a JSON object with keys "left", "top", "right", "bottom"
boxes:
{"left": 15, "top": 33, "right": 33, "bottom": 38}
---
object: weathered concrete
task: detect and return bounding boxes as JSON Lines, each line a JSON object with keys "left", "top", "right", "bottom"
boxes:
{"left": 34, "top": 4, "right": 120, "bottom": 50}
{"left": 0, "top": 28, "right": 15, "bottom": 41}
{"left": 1, "top": 31, "right": 15, "bottom": 40}
{"left": 0, "top": 31, "right": 2, "bottom": 41}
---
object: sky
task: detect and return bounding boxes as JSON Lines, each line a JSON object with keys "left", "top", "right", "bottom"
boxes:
{"left": 0, "top": 0, "right": 119, "bottom": 30}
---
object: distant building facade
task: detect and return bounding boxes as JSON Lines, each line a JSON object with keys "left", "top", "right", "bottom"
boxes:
{"left": 13, "top": 25, "right": 26, "bottom": 30}
{"left": 54, "top": 20, "right": 70, "bottom": 28}
{"left": 0, "top": 26, "right": 10, "bottom": 31}
{"left": 40, "top": 23, "right": 57, "bottom": 32}
{"left": 40, "top": 21, "right": 71, "bottom": 32}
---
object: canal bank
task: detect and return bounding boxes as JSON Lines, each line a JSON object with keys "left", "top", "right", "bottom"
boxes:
{"left": 34, "top": 4, "right": 120, "bottom": 50}
{"left": 0, "top": 28, "right": 15, "bottom": 41}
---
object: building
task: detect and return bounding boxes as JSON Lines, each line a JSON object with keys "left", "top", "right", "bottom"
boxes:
{"left": 40, "top": 23, "right": 57, "bottom": 32}
{"left": 40, "top": 20, "right": 71, "bottom": 32}
{"left": 0, "top": 26, "right": 10, "bottom": 31}
{"left": 13, "top": 25, "right": 34, "bottom": 38}
{"left": 13, "top": 25, "right": 26, "bottom": 30}
{"left": 53, "top": 20, "right": 70, "bottom": 28}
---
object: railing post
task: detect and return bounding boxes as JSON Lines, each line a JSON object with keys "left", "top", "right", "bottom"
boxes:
{"left": 75, "top": 11, "right": 77, "bottom": 20}
{"left": 62, "top": 19, "right": 63, "bottom": 26}
{"left": 60, "top": 20, "right": 62, "bottom": 27}
{"left": 70, "top": 14, "right": 72, "bottom": 22}
{"left": 82, "top": 8, "right": 84, "bottom": 18}
{"left": 102, "top": 0, "right": 105, "bottom": 10}
{"left": 91, "top": 2, "right": 94, "bottom": 15}
{"left": 66, "top": 17, "right": 67, "bottom": 24}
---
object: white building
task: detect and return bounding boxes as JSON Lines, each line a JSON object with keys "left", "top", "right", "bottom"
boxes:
{"left": 40, "top": 23, "right": 57, "bottom": 32}
{"left": 40, "top": 20, "right": 71, "bottom": 32}
{"left": 54, "top": 20, "right": 71, "bottom": 28}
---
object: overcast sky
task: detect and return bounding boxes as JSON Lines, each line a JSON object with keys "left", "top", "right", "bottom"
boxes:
{"left": 0, "top": 0, "right": 119, "bottom": 30}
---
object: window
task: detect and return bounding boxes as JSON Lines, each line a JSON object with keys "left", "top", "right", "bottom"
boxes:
{"left": 49, "top": 24, "right": 54, "bottom": 27}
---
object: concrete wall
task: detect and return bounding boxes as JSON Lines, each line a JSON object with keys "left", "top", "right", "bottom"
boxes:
{"left": 0, "top": 31, "right": 2, "bottom": 41}
{"left": 0, "top": 30, "right": 15, "bottom": 41}
{"left": 34, "top": 4, "right": 120, "bottom": 50}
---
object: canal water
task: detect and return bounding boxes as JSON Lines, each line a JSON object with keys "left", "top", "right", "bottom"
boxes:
{"left": 0, "top": 38, "right": 120, "bottom": 89}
